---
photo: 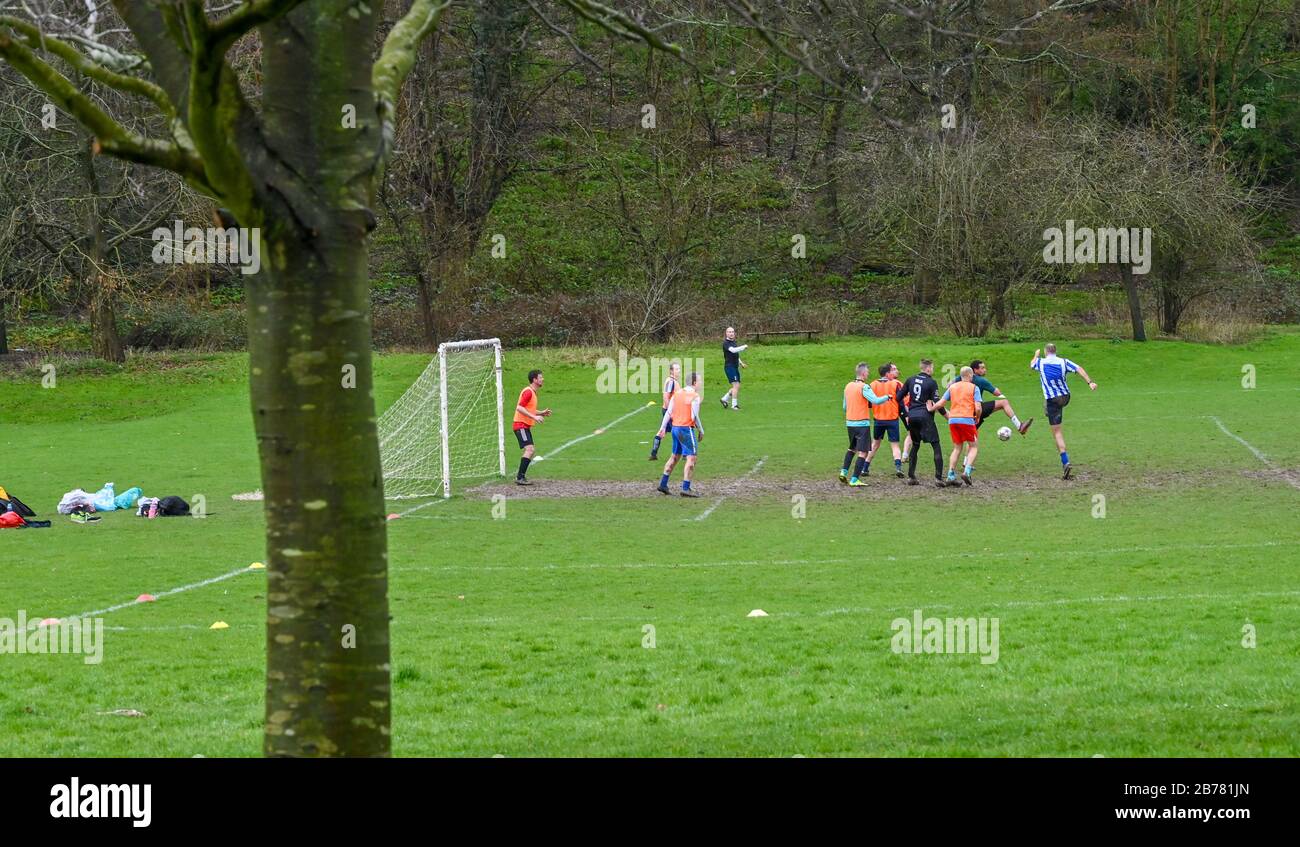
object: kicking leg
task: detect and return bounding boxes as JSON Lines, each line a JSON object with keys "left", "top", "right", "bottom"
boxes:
{"left": 1052, "top": 424, "right": 1071, "bottom": 478}
{"left": 996, "top": 398, "right": 1032, "bottom": 434}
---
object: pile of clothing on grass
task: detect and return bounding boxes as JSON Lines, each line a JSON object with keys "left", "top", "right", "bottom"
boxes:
{"left": 0, "top": 485, "right": 51, "bottom": 528}
{"left": 55, "top": 483, "right": 190, "bottom": 523}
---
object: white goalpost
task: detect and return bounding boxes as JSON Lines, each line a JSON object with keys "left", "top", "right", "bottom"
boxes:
{"left": 378, "top": 338, "right": 505, "bottom": 499}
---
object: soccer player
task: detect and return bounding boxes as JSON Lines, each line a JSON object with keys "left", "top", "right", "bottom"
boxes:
{"left": 658, "top": 371, "right": 704, "bottom": 497}
{"left": 512, "top": 369, "right": 551, "bottom": 485}
{"left": 900, "top": 359, "right": 946, "bottom": 487}
{"left": 1030, "top": 343, "right": 1098, "bottom": 480}
{"left": 720, "top": 326, "right": 747, "bottom": 410}
{"left": 970, "top": 360, "right": 1032, "bottom": 435}
{"left": 649, "top": 361, "right": 681, "bottom": 460}
{"left": 865, "top": 362, "right": 906, "bottom": 478}
{"left": 930, "top": 366, "right": 982, "bottom": 486}
{"left": 840, "top": 362, "right": 892, "bottom": 486}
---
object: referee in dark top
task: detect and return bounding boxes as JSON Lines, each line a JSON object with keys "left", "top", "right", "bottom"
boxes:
{"left": 720, "top": 326, "right": 748, "bottom": 410}
{"left": 900, "top": 359, "right": 947, "bottom": 487}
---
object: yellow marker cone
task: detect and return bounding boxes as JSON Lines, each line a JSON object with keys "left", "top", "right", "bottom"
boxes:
{"left": 209, "top": 621, "right": 229, "bottom": 630}
{"left": 248, "top": 562, "right": 265, "bottom": 570}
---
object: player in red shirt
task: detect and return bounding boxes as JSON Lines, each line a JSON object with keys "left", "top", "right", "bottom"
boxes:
{"left": 512, "top": 369, "right": 551, "bottom": 485}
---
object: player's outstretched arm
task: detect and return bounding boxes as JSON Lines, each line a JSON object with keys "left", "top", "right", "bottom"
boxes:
{"left": 1075, "top": 366, "right": 1098, "bottom": 389}
{"left": 864, "top": 384, "right": 890, "bottom": 404}
{"left": 1030, "top": 349, "right": 1041, "bottom": 368}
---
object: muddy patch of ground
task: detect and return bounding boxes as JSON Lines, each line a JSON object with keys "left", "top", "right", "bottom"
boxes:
{"left": 1242, "top": 468, "right": 1300, "bottom": 491}
{"left": 465, "top": 466, "right": 1255, "bottom": 503}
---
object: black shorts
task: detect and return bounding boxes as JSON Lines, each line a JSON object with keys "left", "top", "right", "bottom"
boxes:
{"left": 976, "top": 400, "right": 997, "bottom": 428}
{"left": 514, "top": 427, "right": 534, "bottom": 449}
{"left": 906, "top": 415, "right": 940, "bottom": 444}
{"left": 846, "top": 426, "right": 872, "bottom": 453}
{"left": 1045, "top": 394, "right": 1071, "bottom": 426}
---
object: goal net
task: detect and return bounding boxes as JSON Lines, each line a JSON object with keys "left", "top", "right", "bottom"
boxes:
{"left": 379, "top": 338, "right": 505, "bottom": 499}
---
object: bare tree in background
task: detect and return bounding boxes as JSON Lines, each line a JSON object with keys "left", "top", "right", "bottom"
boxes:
{"left": 591, "top": 124, "right": 718, "bottom": 351}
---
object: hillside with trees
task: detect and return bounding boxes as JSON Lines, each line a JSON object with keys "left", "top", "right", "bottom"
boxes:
{"left": 3, "top": 0, "right": 1298, "bottom": 360}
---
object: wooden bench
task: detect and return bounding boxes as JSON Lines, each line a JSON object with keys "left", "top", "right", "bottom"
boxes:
{"left": 751, "top": 330, "right": 820, "bottom": 343}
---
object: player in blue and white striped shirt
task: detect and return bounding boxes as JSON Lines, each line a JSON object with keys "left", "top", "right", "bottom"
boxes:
{"left": 1030, "top": 343, "right": 1098, "bottom": 479}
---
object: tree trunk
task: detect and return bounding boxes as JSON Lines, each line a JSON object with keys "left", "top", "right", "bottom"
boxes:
{"left": 913, "top": 267, "right": 939, "bottom": 306}
{"left": 820, "top": 88, "right": 847, "bottom": 231}
{"left": 250, "top": 227, "right": 390, "bottom": 757}
{"left": 1159, "top": 282, "right": 1182, "bottom": 335}
{"left": 415, "top": 270, "right": 438, "bottom": 350}
{"left": 0, "top": 303, "right": 8, "bottom": 355}
{"left": 255, "top": 4, "right": 391, "bottom": 757}
{"left": 1119, "top": 263, "right": 1146, "bottom": 341}
{"left": 90, "top": 284, "right": 124, "bottom": 361}
{"left": 79, "top": 130, "right": 125, "bottom": 363}
{"left": 991, "top": 289, "right": 1007, "bottom": 329}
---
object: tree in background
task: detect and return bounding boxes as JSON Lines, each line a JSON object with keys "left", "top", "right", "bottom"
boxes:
{"left": 588, "top": 121, "right": 720, "bottom": 351}
{"left": 382, "top": 0, "right": 540, "bottom": 347}
{"left": 0, "top": 54, "right": 181, "bottom": 361}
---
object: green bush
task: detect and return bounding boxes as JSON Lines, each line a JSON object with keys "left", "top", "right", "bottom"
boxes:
{"left": 123, "top": 301, "right": 247, "bottom": 350}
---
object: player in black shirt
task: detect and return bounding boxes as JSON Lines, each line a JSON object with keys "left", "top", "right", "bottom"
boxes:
{"left": 900, "top": 359, "right": 947, "bottom": 487}
{"left": 719, "top": 326, "right": 748, "bottom": 410}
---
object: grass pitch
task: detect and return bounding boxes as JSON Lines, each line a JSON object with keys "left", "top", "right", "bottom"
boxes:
{"left": 1, "top": 332, "right": 1297, "bottom": 756}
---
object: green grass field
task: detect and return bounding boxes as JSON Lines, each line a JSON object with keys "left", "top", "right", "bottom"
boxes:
{"left": 2, "top": 332, "right": 1298, "bottom": 756}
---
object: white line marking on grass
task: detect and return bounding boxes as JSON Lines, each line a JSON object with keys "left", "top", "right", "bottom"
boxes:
{"left": 534, "top": 403, "right": 652, "bottom": 462}
{"left": 1211, "top": 415, "right": 1300, "bottom": 490}
{"left": 391, "top": 539, "right": 1291, "bottom": 574}
{"left": 396, "top": 496, "right": 449, "bottom": 518}
{"left": 774, "top": 589, "right": 1300, "bottom": 621}
{"left": 404, "top": 587, "right": 1300, "bottom": 629}
{"left": 38, "top": 566, "right": 261, "bottom": 629}
{"left": 695, "top": 455, "right": 767, "bottom": 521}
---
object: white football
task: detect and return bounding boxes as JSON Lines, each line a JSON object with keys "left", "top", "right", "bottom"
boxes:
{"left": 997, "top": 426, "right": 1013, "bottom": 441}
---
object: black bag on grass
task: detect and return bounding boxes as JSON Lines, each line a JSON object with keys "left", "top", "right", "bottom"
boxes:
{"left": 0, "top": 494, "right": 37, "bottom": 518}
{"left": 157, "top": 496, "right": 190, "bottom": 517}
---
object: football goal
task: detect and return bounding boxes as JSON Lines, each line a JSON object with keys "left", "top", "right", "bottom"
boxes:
{"left": 378, "top": 338, "right": 505, "bottom": 499}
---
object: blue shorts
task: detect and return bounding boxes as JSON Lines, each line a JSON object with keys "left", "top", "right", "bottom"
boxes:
{"left": 873, "top": 420, "right": 900, "bottom": 442}
{"left": 671, "top": 425, "right": 698, "bottom": 456}
{"left": 724, "top": 365, "right": 741, "bottom": 384}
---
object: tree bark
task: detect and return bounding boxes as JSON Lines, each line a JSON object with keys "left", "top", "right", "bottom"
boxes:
{"left": 1119, "top": 263, "right": 1146, "bottom": 341}
{"left": 1160, "top": 282, "right": 1182, "bottom": 335}
{"left": 78, "top": 130, "right": 125, "bottom": 363}
{"left": 415, "top": 269, "right": 438, "bottom": 350}
{"left": 251, "top": 229, "right": 390, "bottom": 758}
{"left": 90, "top": 285, "right": 124, "bottom": 361}
{"left": 254, "top": 3, "right": 391, "bottom": 757}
